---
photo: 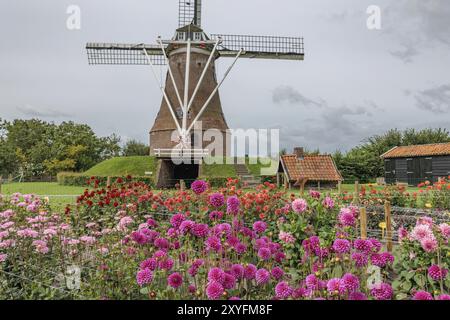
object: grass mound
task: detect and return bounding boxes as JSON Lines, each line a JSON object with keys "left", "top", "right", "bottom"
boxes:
{"left": 84, "top": 156, "right": 157, "bottom": 177}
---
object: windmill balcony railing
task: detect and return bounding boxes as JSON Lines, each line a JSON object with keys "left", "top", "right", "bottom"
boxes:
{"left": 153, "top": 148, "right": 210, "bottom": 158}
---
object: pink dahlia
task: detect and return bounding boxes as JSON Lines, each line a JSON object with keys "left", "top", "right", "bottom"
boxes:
{"left": 209, "top": 210, "right": 224, "bottom": 220}
{"left": 332, "top": 239, "right": 351, "bottom": 254}
{"left": 438, "top": 223, "right": 450, "bottom": 239}
{"left": 179, "top": 220, "right": 195, "bottom": 234}
{"left": 292, "top": 199, "right": 307, "bottom": 213}
{"left": 170, "top": 213, "right": 185, "bottom": 229}
{"left": 412, "top": 291, "right": 433, "bottom": 300}
{"left": 167, "top": 272, "right": 183, "bottom": 289}
{"left": 271, "top": 267, "right": 284, "bottom": 280}
{"left": 368, "top": 238, "right": 382, "bottom": 253}
{"left": 222, "top": 273, "right": 236, "bottom": 290}
{"left": 226, "top": 196, "right": 240, "bottom": 215}
{"left": 208, "top": 267, "right": 225, "bottom": 284}
{"left": 206, "top": 281, "right": 224, "bottom": 300}
{"left": 338, "top": 208, "right": 355, "bottom": 227}
{"left": 411, "top": 224, "right": 433, "bottom": 241}
{"left": 244, "top": 264, "right": 257, "bottom": 280}
{"left": 230, "top": 264, "right": 245, "bottom": 279}
{"left": 309, "top": 190, "right": 321, "bottom": 199}
{"left": 322, "top": 196, "right": 335, "bottom": 209}
{"left": 305, "top": 274, "right": 319, "bottom": 290}
{"left": 253, "top": 221, "right": 267, "bottom": 234}
{"left": 275, "top": 281, "right": 293, "bottom": 299}
{"left": 205, "top": 236, "right": 222, "bottom": 252}
{"left": 191, "top": 223, "right": 209, "bottom": 238}
{"left": 140, "top": 258, "right": 157, "bottom": 271}
{"left": 438, "top": 294, "right": 450, "bottom": 300}
{"left": 339, "top": 273, "right": 360, "bottom": 293}
{"left": 398, "top": 226, "right": 409, "bottom": 243}
{"left": 279, "top": 231, "right": 295, "bottom": 244}
{"left": 258, "top": 247, "right": 272, "bottom": 261}
{"left": 191, "top": 180, "right": 208, "bottom": 194}
{"left": 327, "top": 278, "right": 341, "bottom": 294}
{"left": 209, "top": 193, "right": 225, "bottom": 207}
{"left": 421, "top": 236, "right": 438, "bottom": 253}
{"left": 428, "top": 264, "right": 448, "bottom": 281}
{"left": 255, "top": 268, "right": 270, "bottom": 285}
{"left": 351, "top": 252, "right": 369, "bottom": 268}
{"left": 0, "top": 253, "right": 7, "bottom": 263}
{"left": 229, "top": 296, "right": 240, "bottom": 300}
{"left": 136, "top": 268, "right": 153, "bottom": 286}
{"left": 370, "top": 283, "right": 393, "bottom": 300}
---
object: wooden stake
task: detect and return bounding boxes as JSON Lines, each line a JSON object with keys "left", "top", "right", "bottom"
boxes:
{"left": 8, "top": 174, "right": 13, "bottom": 183}
{"left": 338, "top": 181, "right": 342, "bottom": 194}
{"left": 180, "top": 180, "right": 186, "bottom": 191}
{"left": 384, "top": 201, "right": 393, "bottom": 252}
{"left": 354, "top": 180, "right": 360, "bottom": 205}
{"left": 360, "top": 207, "right": 367, "bottom": 240}
{"left": 106, "top": 176, "right": 111, "bottom": 188}
{"left": 0, "top": 175, "right": 3, "bottom": 194}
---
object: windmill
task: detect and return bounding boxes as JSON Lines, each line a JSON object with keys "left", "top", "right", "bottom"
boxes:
{"left": 86, "top": 0, "right": 304, "bottom": 158}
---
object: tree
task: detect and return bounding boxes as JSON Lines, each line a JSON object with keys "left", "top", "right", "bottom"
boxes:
{"left": 122, "top": 139, "right": 150, "bottom": 157}
{"left": 0, "top": 119, "right": 122, "bottom": 177}
{"left": 333, "top": 128, "right": 450, "bottom": 182}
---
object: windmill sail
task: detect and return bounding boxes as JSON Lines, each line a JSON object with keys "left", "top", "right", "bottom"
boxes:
{"left": 86, "top": 43, "right": 167, "bottom": 65}
{"left": 211, "top": 34, "right": 304, "bottom": 60}
{"left": 179, "top": 0, "right": 202, "bottom": 28}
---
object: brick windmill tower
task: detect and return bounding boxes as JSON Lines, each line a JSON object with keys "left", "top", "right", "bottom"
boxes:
{"left": 86, "top": 0, "right": 304, "bottom": 186}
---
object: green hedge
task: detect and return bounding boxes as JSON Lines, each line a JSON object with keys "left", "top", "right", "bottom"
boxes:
{"left": 202, "top": 177, "right": 237, "bottom": 188}
{"left": 57, "top": 172, "right": 155, "bottom": 188}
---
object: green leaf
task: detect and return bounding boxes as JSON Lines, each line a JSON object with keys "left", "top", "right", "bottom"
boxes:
{"left": 331, "top": 265, "right": 343, "bottom": 278}
{"left": 401, "top": 281, "right": 412, "bottom": 291}
{"left": 140, "top": 287, "right": 150, "bottom": 295}
{"left": 414, "top": 274, "right": 426, "bottom": 288}
{"left": 396, "top": 293, "right": 408, "bottom": 300}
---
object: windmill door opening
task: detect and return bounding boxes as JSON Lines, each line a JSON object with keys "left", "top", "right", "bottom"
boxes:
{"left": 157, "top": 159, "right": 199, "bottom": 188}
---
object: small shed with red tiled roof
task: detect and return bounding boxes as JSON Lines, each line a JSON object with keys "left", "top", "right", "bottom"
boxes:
{"left": 278, "top": 147, "right": 343, "bottom": 189}
{"left": 380, "top": 142, "right": 450, "bottom": 185}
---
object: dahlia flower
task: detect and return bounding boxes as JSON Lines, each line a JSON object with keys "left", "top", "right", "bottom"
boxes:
{"left": 271, "top": 267, "right": 284, "bottom": 280}
{"left": 230, "top": 264, "right": 245, "bottom": 279}
{"left": 370, "top": 283, "right": 393, "bottom": 300}
{"left": 348, "top": 292, "right": 367, "bottom": 300}
{"left": 339, "top": 273, "right": 360, "bottom": 293}
{"left": 438, "top": 294, "right": 450, "bottom": 300}
{"left": 209, "top": 193, "right": 225, "bottom": 207}
{"left": 428, "top": 264, "right": 448, "bottom": 281}
{"left": 332, "top": 239, "right": 351, "bottom": 254}
{"left": 258, "top": 247, "right": 272, "bottom": 261}
{"left": 322, "top": 196, "right": 335, "bottom": 209}
{"left": 226, "top": 196, "right": 240, "bottom": 215}
{"left": 412, "top": 291, "right": 433, "bottom": 300}
{"left": 438, "top": 223, "right": 450, "bottom": 239}
{"left": 275, "top": 281, "right": 293, "bottom": 299}
{"left": 191, "top": 180, "right": 208, "bottom": 194}
{"left": 421, "top": 236, "right": 438, "bottom": 253}
{"left": 253, "top": 221, "right": 267, "bottom": 234}
{"left": 292, "top": 198, "right": 307, "bottom": 213}
{"left": 255, "top": 269, "right": 270, "bottom": 285}
{"left": 167, "top": 272, "right": 183, "bottom": 289}
{"left": 208, "top": 267, "right": 225, "bottom": 283}
{"left": 170, "top": 213, "right": 185, "bottom": 228}
{"left": 244, "top": 264, "right": 257, "bottom": 280}
{"left": 205, "top": 236, "right": 222, "bottom": 252}
{"left": 222, "top": 273, "right": 236, "bottom": 289}
{"left": 279, "top": 231, "right": 295, "bottom": 244}
{"left": 411, "top": 224, "right": 433, "bottom": 242}
{"left": 140, "top": 258, "right": 157, "bottom": 271}
{"left": 136, "top": 268, "right": 153, "bottom": 286}
{"left": 206, "top": 281, "right": 224, "bottom": 300}
{"left": 338, "top": 208, "right": 355, "bottom": 227}
{"left": 191, "top": 223, "right": 209, "bottom": 238}
{"left": 351, "top": 252, "right": 369, "bottom": 268}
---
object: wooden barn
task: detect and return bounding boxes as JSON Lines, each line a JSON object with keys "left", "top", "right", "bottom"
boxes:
{"left": 380, "top": 142, "right": 450, "bottom": 185}
{"left": 278, "top": 147, "right": 343, "bottom": 190}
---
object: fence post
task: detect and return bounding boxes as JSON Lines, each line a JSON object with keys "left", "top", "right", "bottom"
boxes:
{"left": 354, "top": 180, "right": 360, "bottom": 205}
{"left": 384, "top": 201, "right": 393, "bottom": 252}
{"left": 338, "top": 181, "right": 342, "bottom": 194}
{"left": 360, "top": 207, "right": 367, "bottom": 240}
{"left": 180, "top": 180, "right": 186, "bottom": 191}
{"left": 8, "top": 174, "right": 13, "bottom": 183}
{"left": 0, "top": 175, "right": 2, "bottom": 194}
{"left": 106, "top": 176, "right": 111, "bottom": 188}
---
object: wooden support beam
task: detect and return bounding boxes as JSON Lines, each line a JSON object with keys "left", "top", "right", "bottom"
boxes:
{"left": 106, "top": 176, "right": 111, "bottom": 188}
{"left": 354, "top": 180, "right": 360, "bottom": 205}
{"left": 384, "top": 201, "right": 393, "bottom": 252}
{"left": 180, "top": 180, "right": 186, "bottom": 191}
{"left": 360, "top": 207, "right": 367, "bottom": 240}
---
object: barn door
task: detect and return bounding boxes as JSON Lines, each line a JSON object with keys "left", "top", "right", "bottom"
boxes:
{"left": 422, "top": 157, "right": 433, "bottom": 183}
{"left": 385, "top": 159, "right": 395, "bottom": 184}
{"left": 406, "top": 158, "right": 414, "bottom": 186}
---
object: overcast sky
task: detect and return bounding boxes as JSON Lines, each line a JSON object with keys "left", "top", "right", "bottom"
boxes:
{"left": 0, "top": 0, "right": 449, "bottom": 153}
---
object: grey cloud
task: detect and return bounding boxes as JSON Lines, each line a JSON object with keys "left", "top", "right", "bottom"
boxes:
{"left": 414, "top": 84, "right": 450, "bottom": 114}
{"left": 384, "top": 0, "right": 450, "bottom": 61}
{"left": 16, "top": 104, "right": 73, "bottom": 118}
{"left": 389, "top": 43, "right": 419, "bottom": 64}
{"left": 272, "top": 86, "right": 324, "bottom": 107}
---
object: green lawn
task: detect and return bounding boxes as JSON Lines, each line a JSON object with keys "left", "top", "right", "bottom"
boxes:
{"left": 1, "top": 182, "right": 86, "bottom": 195}
{"left": 85, "top": 156, "right": 157, "bottom": 177}
{"left": 201, "top": 157, "right": 237, "bottom": 177}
